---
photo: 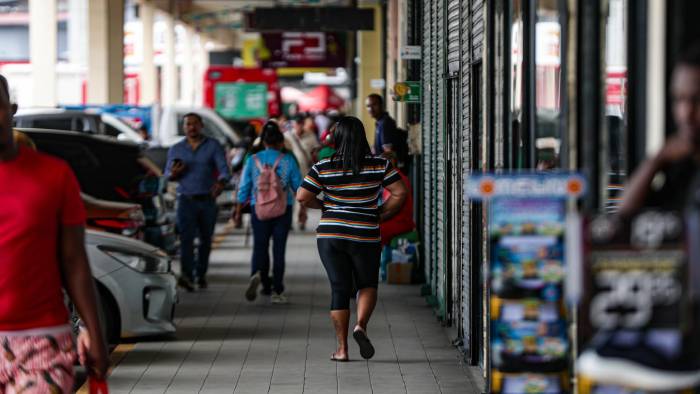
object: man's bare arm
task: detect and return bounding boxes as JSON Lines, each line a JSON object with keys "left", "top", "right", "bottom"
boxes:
{"left": 59, "top": 225, "right": 108, "bottom": 378}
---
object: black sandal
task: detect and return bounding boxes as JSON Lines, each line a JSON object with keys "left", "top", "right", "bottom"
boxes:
{"left": 353, "top": 327, "right": 375, "bottom": 359}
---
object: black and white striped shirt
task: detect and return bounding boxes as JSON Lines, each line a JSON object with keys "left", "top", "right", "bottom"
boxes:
{"left": 301, "top": 156, "right": 402, "bottom": 242}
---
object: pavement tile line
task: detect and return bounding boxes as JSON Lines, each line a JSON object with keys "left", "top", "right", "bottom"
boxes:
{"left": 134, "top": 287, "right": 221, "bottom": 393}
{"left": 300, "top": 265, "right": 317, "bottom": 394}
{"left": 230, "top": 269, "right": 265, "bottom": 392}
{"left": 165, "top": 290, "right": 229, "bottom": 392}
{"left": 97, "top": 289, "right": 202, "bottom": 393}
{"left": 168, "top": 283, "right": 238, "bottom": 393}
{"left": 196, "top": 285, "right": 243, "bottom": 393}
{"left": 76, "top": 289, "right": 204, "bottom": 394}
{"left": 132, "top": 223, "right": 234, "bottom": 393}
{"left": 76, "top": 223, "right": 235, "bottom": 394}
{"left": 412, "top": 317, "right": 444, "bottom": 394}
{"left": 263, "top": 278, "right": 289, "bottom": 394}
{"left": 93, "top": 213, "right": 481, "bottom": 394}
{"left": 379, "top": 297, "right": 409, "bottom": 394}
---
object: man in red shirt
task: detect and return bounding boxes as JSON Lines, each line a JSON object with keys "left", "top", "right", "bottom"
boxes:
{"left": 0, "top": 74, "right": 108, "bottom": 392}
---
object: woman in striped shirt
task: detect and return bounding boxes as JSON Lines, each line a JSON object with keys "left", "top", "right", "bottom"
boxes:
{"left": 297, "top": 116, "right": 407, "bottom": 361}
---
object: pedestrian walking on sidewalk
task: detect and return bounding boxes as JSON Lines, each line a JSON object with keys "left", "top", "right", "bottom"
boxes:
{"left": 296, "top": 116, "right": 408, "bottom": 361}
{"left": 0, "top": 74, "right": 108, "bottom": 391}
{"left": 166, "top": 113, "right": 230, "bottom": 291}
{"left": 235, "top": 121, "right": 302, "bottom": 304}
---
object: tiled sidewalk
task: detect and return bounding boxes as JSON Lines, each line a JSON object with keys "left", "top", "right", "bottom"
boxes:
{"left": 105, "top": 216, "right": 484, "bottom": 394}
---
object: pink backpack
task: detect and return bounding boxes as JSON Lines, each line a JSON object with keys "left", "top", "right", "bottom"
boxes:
{"left": 253, "top": 154, "right": 287, "bottom": 220}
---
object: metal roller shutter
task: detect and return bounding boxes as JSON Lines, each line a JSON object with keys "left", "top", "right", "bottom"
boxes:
{"left": 435, "top": 0, "right": 446, "bottom": 316}
{"left": 445, "top": 0, "right": 463, "bottom": 330}
{"left": 422, "top": 0, "right": 433, "bottom": 287}
{"left": 472, "top": 0, "right": 485, "bottom": 60}
{"left": 447, "top": 0, "right": 461, "bottom": 76}
{"left": 461, "top": 0, "right": 473, "bottom": 347}
{"left": 430, "top": 0, "right": 438, "bottom": 301}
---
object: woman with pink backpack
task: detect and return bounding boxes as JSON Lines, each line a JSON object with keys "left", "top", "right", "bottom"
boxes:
{"left": 234, "top": 122, "right": 302, "bottom": 304}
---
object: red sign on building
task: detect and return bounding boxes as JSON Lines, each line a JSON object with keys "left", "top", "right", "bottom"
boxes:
{"left": 260, "top": 32, "right": 347, "bottom": 68}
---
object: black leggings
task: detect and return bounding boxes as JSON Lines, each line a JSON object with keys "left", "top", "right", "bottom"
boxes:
{"left": 317, "top": 238, "right": 381, "bottom": 310}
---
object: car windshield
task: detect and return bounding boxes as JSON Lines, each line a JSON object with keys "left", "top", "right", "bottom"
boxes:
{"left": 103, "top": 115, "right": 145, "bottom": 142}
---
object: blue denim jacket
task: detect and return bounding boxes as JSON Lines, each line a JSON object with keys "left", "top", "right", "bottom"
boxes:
{"left": 237, "top": 149, "right": 302, "bottom": 206}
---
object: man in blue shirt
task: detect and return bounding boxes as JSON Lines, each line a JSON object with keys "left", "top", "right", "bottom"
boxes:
{"left": 166, "top": 113, "right": 230, "bottom": 291}
{"left": 366, "top": 94, "right": 400, "bottom": 156}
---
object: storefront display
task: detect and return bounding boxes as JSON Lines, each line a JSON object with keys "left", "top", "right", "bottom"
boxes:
{"left": 466, "top": 174, "right": 584, "bottom": 394}
{"left": 577, "top": 211, "right": 700, "bottom": 393}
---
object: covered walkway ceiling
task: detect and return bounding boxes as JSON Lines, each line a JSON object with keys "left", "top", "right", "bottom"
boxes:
{"left": 150, "top": 0, "right": 354, "bottom": 33}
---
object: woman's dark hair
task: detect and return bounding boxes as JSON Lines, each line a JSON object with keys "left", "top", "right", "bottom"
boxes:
{"left": 261, "top": 121, "right": 284, "bottom": 146}
{"left": 331, "top": 116, "right": 371, "bottom": 175}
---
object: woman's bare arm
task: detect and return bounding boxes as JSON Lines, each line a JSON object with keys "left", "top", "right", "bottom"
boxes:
{"left": 380, "top": 180, "right": 408, "bottom": 221}
{"left": 296, "top": 188, "right": 324, "bottom": 210}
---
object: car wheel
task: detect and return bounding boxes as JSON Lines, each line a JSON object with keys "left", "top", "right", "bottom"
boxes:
{"left": 97, "top": 285, "right": 120, "bottom": 346}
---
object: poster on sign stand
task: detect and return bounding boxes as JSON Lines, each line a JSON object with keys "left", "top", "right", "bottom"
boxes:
{"left": 466, "top": 174, "right": 585, "bottom": 394}
{"left": 577, "top": 211, "right": 700, "bottom": 393}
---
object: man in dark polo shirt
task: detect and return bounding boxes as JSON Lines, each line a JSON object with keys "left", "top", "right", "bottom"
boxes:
{"left": 166, "top": 113, "right": 230, "bottom": 291}
{"left": 611, "top": 45, "right": 700, "bottom": 382}
{"left": 366, "top": 94, "right": 399, "bottom": 154}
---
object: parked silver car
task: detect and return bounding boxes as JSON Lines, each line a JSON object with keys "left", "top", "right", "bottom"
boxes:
{"left": 86, "top": 230, "right": 178, "bottom": 343}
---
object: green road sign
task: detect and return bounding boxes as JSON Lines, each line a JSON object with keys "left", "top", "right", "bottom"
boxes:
{"left": 393, "top": 81, "right": 421, "bottom": 103}
{"left": 215, "top": 82, "right": 269, "bottom": 119}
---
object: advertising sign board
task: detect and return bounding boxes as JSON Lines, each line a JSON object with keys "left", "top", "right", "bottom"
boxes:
{"left": 394, "top": 82, "right": 421, "bottom": 103}
{"left": 577, "top": 211, "right": 694, "bottom": 392}
{"left": 400, "top": 45, "right": 421, "bottom": 60}
{"left": 466, "top": 173, "right": 585, "bottom": 394}
{"left": 215, "top": 82, "right": 269, "bottom": 120}
{"left": 260, "top": 32, "right": 346, "bottom": 68}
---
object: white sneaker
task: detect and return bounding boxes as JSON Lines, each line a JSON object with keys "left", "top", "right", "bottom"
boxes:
{"left": 271, "top": 293, "right": 288, "bottom": 304}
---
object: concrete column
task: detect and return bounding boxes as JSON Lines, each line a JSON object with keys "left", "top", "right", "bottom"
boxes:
{"left": 386, "top": 0, "right": 399, "bottom": 120}
{"left": 29, "top": 0, "right": 57, "bottom": 107}
{"left": 139, "top": 0, "right": 157, "bottom": 104}
{"left": 357, "top": 1, "right": 383, "bottom": 143}
{"left": 396, "top": 0, "right": 407, "bottom": 127}
{"left": 180, "top": 25, "right": 195, "bottom": 106}
{"left": 87, "top": 0, "right": 125, "bottom": 104}
{"left": 161, "top": 13, "right": 178, "bottom": 106}
{"left": 646, "top": 0, "right": 666, "bottom": 156}
{"left": 67, "top": 0, "right": 87, "bottom": 66}
{"left": 193, "top": 34, "right": 207, "bottom": 106}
